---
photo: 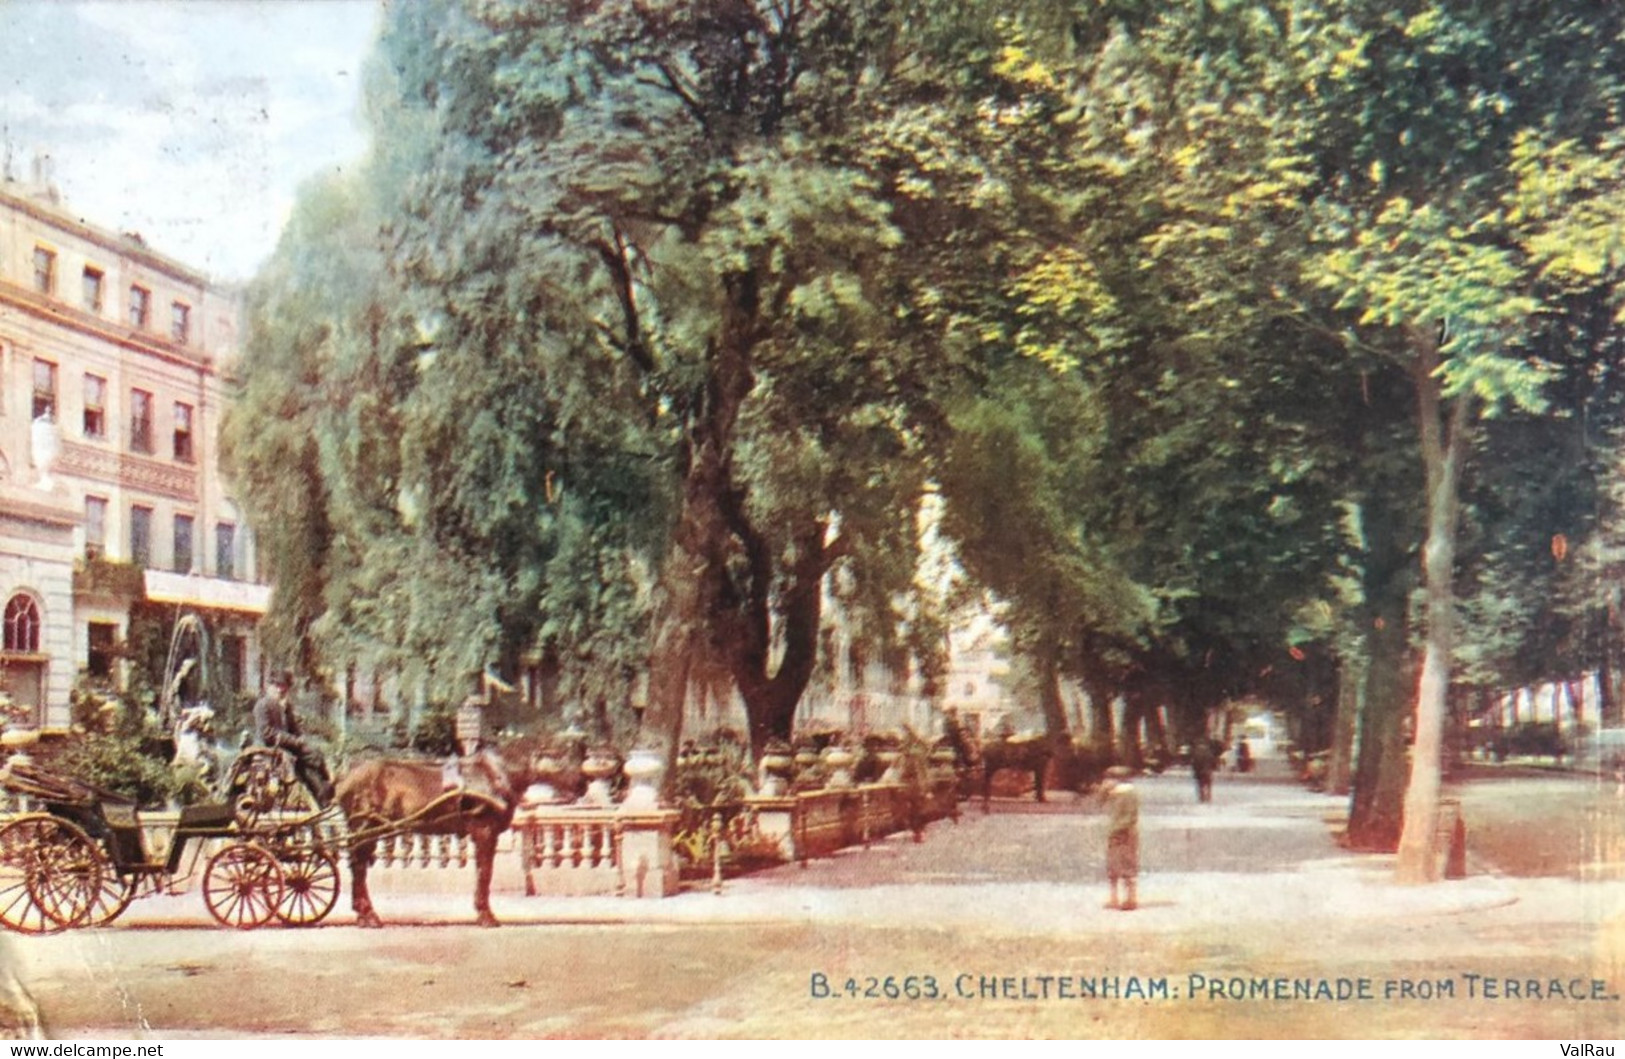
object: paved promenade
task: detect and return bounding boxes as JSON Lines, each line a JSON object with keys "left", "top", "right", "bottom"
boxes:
{"left": 7, "top": 759, "right": 1623, "bottom": 1038}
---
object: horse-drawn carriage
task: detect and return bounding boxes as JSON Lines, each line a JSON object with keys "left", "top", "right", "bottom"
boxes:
{"left": 0, "top": 730, "right": 542, "bottom": 934}
{"left": 0, "top": 756, "right": 339, "bottom": 933}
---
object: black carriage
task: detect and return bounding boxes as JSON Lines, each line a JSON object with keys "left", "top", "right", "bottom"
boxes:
{"left": 0, "top": 757, "right": 340, "bottom": 934}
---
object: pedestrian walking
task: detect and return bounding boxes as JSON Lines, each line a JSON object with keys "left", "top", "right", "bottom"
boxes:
{"left": 1235, "top": 736, "right": 1253, "bottom": 774}
{"left": 1191, "top": 738, "right": 1215, "bottom": 802}
{"left": 1103, "top": 765, "right": 1139, "bottom": 910}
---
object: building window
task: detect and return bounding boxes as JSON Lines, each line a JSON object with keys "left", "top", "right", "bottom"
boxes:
{"left": 87, "top": 622, "right": 118, "bottom": 680}
{"left": 129, "top": 285, "right": 150, "bottom": 329}
{"left": 32, "top": 247, "right": 56, "bottom": 295}
{"left": 130, "top": 389, "right": 154, "bottom": 453}
{"left": 2, "top": 595, "right": 40, "bottom": 654}
{"left": 171, "top": 302, "right": 191, "bottom": 345}
{"left": 83, "top": 374, "right": 107, "bottom": 438}
{"left": 130, "top": 505, "right": 153, "bottom": 568}
{"left": 172, "top": 514, "right": 195, "bottom": 574}
{"left": 173, "top": 402, "right": 194, "bottom": 462}
{"left": 220, "top": 634, "right": 246, "bottom": 693}
{"left": 31, "top": 360, "right": 57, "bottom": 421}
{"left": 216, "top": 522, "right": 236, "bottom": 581}
{"left": 82, "top": 267, "right": 104, "bottom": 313}
{"left": 85, "top": 496, "right": 108, "bottom": 557}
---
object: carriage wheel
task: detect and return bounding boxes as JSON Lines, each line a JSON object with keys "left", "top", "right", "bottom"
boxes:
{"left": 273, "top": 846, "right": 339, "bottom": 927}
{"left": 0, "top": 817, "right": 68, "bottom": 934}
{"left": 203, "top": 844, "right": 284, "bottom": 930}
{"left": 84, "top": 872, "right": 138, "bottom": 928}
{"left": 0, "top": 817, "right": 103, "bottom": 934}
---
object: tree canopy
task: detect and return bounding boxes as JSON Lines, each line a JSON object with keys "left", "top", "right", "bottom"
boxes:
{"left": 226, "top": 0, "right": 1625, "bottom": 875}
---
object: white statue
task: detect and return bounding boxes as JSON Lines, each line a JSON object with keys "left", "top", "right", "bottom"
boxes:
{"left": 29, "top": 415, "right": 59, "bottom": 491}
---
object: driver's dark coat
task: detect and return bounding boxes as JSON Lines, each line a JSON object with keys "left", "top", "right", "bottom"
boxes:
{"left": 252, "top": 691, "right": 301, "bottom": 748}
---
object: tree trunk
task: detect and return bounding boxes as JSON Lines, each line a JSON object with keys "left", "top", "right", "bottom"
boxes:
{"left": 1395, "top": 338, "right": 1470, "bottom": 884}
{"left": 1601, "top": 638, "right": 1622, "bottom": 727}
{"left": 1143, "top": 702, "right": 1170, "bottom": 761}
{"left": 1346, "top": 596, "right": 1413, "bottom": 849}
{"left": 640, "top": 540, "right": 702, "bottom": 792}
{"left": 639, "top": 273, "right": 762, "bottom": 783}
{"left": 1327, "top": 648, "right": 1363, "bottom": 797}
{"left": 730, "top": 520, "right": 832, "bottom": 760}
{"left": 1035, "top": 632, "right": 1069, "bottom": 738}
{"left": 1345, "top": 488, "right": 1417, "bottom": 851}
{"left": 1120, "top": 690, "right": 1146, "bottom": 770}
{"left": 1083, "top": 680, "right": 1116, "bottom": 762}
{"left": 1077, "top": 641, "right": 1117, "bottom": 762}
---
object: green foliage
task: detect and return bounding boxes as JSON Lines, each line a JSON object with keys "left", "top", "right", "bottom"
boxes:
{"left": 222, "top": 1, "right": 1625, "bottom": 797}
{"left": 43, "top": 682, "right": 181, "bottom": 807}
{"left": 408, "top": 703, "right": 460, "bottom": 758}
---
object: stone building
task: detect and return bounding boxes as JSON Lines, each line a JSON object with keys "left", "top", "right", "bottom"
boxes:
{"left": 0, "top": 174, "right": 264, "bottom": 730}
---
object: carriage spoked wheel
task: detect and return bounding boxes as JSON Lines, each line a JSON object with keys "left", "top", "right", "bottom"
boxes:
{"left": 0, "top": 816, "right": 104, "bottom": 934}
{"left": 271, "top": 845, "right": 339, "bottom": 927}
{"left": 84, "top": 871, "right": 138, "bottom": 927}
{"left": 202, "top": 843, "right": 285, "bottom": 930}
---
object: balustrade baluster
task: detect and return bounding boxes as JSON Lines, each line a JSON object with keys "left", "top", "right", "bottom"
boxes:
{"left": 613, "top": 821, "right": 627, "bottom": 898}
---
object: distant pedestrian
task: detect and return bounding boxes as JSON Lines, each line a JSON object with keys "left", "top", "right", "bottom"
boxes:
{"left": 1103, "top": 766, "right": 1139, "bottom": 911}
{"left": 1235, "top": 736, "right": 1253, "bottom": 774}
{"left": 1191, "top": 738, "right": 1215, "bottom": 802}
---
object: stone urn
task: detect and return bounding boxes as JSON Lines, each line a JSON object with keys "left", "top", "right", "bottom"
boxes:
{"left": 823, "top": 744, "right": 857, "bottom": 789}
{"left": 758, "top": 740, "right": 794, "bottom": 797}
{"left": 30, "top": 415, "right": 60, "bottom": 492}
{"left": 621, "top": 746, "right": 664, "bottom": 809}
{"left": 579, "top": 745, "right": 618, "bottom": 806}
{"left": 520, "top": 748, "right": 565, "bottom": 808}
{"left": 1, "top": 727, "right": 40, "bottom": 771}
{"left": 876, "top": 749, "right": 902, "bottom": 783}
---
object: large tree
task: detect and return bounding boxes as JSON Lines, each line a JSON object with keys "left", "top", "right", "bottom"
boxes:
{"left": 252, "top": 0, "right": 1098, "bottom": 761}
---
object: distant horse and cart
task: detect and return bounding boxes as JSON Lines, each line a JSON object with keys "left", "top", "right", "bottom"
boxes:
{"left": 937, "top": 714, "right": 1109, "bottom": 811}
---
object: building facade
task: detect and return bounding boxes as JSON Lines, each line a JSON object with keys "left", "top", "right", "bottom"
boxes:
{"left": 0, "top": 176, "right": 265, "bottom": 730}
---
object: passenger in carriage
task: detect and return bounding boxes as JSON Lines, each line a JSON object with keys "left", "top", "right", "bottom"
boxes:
{"left": 253, "top": 670, "right": 334, "bottom": 806}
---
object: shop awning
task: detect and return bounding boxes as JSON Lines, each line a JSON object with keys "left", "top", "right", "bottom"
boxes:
{"left": 143, "top": 570, "right": 272, "bottom": 615}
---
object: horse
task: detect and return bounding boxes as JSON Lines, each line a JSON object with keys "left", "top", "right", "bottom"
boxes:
{"left": 335, "top": 739, "right": 539, "bottom": 928}
{"left": 979, "top": 732, "right": 1107, "bottom": 812}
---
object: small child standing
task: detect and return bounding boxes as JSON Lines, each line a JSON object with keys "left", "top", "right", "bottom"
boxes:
{"left": 1103, "top": 766, "right": 1139, "bottom": 911}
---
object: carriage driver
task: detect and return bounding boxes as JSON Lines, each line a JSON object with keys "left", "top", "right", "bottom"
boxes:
{"left": 253, "top": 670, "right": 335, "bottom": 806}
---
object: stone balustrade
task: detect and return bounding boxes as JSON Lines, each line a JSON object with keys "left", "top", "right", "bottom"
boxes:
{"left": 747, "top": 769, "right": 961, "bottom": 866}
{"left": 1, "top": 756, "right": 961, "bottom": 902}
{"left": 511, "top": 806, "right": 680, "bottom": 898}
